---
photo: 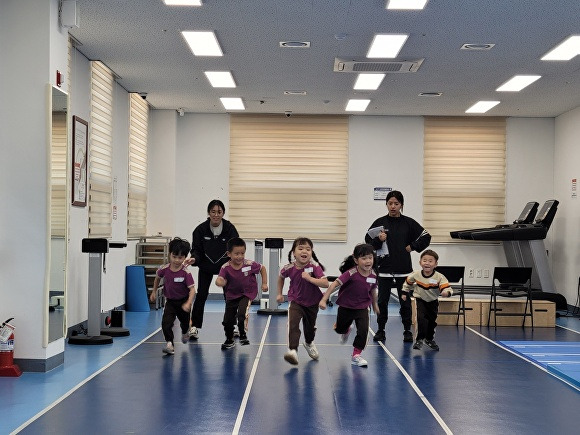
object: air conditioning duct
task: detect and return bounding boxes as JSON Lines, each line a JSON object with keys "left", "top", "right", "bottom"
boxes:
{"left": 333, "top": 57, "right": 424, "bottom": 73}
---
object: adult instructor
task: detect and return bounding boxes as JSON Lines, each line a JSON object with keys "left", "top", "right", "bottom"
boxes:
{"left": 365, "top": 190, "right": 431, "bottom": 343}
{"left": 187, "top": 199, "right": 239, "bottom": 340}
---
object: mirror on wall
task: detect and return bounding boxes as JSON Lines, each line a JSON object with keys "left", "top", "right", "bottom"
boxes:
{"left": 48, "top": 85, "right": 68, "bottom": 343}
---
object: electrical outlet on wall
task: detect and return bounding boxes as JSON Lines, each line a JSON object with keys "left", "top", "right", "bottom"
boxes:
{"left": 468, "top": 268, "right": 474, "bottom": 278}
{"left": 476, "top": 269, "right": 482, "bottom": 278}
{"left": 483, "top": 269, "right": 490, "bottom": 278}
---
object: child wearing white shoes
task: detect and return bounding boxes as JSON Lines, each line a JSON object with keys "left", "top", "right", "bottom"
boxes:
{"left": 277, "top": 237, "right": 329, "bottom": 365}
{"left": 150, "top": 237, "right": 196, "bottom": 355}
{"left": 319, "top": 244, "right": 379, "bottom": 367}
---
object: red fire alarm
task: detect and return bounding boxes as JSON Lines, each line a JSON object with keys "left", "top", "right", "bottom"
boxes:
{"left": 56, "top": 70, "right": 63, "bottom": 87}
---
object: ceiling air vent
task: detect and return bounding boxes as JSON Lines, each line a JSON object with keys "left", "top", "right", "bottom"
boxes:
{"left": 334, "top": 57, "right": 424, "bottom": 73}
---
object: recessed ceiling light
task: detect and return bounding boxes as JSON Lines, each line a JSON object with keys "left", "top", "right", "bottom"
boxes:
{"left": 541, "top": 35, "right": 580, "bottom": 61}
{"left": 279, "top": 41, "right": 311, "bottom": 48}
{"left": 386, "top": 0, "right": 428, "bottom": 10}
{"left": 367, "top": 34, "right": 408, "bottom": 58}
{"left": 496, "top": 75, "right": 541, "bottom": 92}
{"left": 418, "top": 92, "right": 442, "bottom": 97}
{"left": 353, "top": 74, "right": 385, "bottom": 90}
{"left": 204, "top": 71, "right": 236, "bottom": 88}
{"left": 182, "top": 31, "right": 223, "bottom": 56}
{"left": 465, "top": 101, "right": 500, "bottom": 113}
{"left": 345, "top": 99, "right": 371, "bottom": 112}
{"left": 284, "top": 90, "right": 307, "bottom": 95}
{"left": 164, "top": 0, "right": 202, "bottom": 6}
{"left": 220, "top": 97, "right": 245, "bottom": 111}
{"left": 460, "top": 43, "right": 495, "bottom": 50}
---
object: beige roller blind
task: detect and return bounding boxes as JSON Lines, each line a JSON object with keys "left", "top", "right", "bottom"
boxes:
{"left": 51, "top": 111, "right": 67, "bottom": 237}
{"left": 230, "top": 114, "right": 348, "bottom": 241}
{"left": 89, "top": 61, "right": 114, "bottom": 238}
{"left": 423, "top": 116, "right": 506, "bottom": 243}
{"left": 127, "top": 93, "right": 148, "bottom": 238}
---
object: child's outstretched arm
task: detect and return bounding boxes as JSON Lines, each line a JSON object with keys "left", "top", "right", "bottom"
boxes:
{"left": 301, "top": 272, "right": 329, "bottom": 288}
{"left": 401, "top": 276, "right": 415, "bottom": 301}
{"left": 149, "top": 275, "right": 161, "bottom": 303}
{"left": 372, "top": 287, "right": 380, "bottom": 315}
{"left": 276, "top": 275, "right": 285, "bottom": 303}
{"left": 182, "top": 284, "right": 196, "bottom": 312}
{"left": 260, "top": 265, "right": 268, "bottom": 292}
{"left": 319, "top": 280, "right": 340, "bottom": 309}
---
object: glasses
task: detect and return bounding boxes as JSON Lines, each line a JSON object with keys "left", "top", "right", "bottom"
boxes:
{"left": 209, "top": 209, "right": 223, "bottom": 216}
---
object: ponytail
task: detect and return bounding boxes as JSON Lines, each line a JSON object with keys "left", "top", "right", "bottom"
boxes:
{"left": 339, "top": 255, "right": 356, "bottom": 274}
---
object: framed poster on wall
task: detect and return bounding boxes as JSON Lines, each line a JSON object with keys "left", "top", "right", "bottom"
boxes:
{"left": 72, "top": 115, "right": 88, "bottom": 207}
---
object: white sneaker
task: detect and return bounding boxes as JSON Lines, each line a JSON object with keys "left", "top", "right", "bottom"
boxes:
{"left": 284, "top": 349, "right": 299, "bottom": 365}
{"left": 163, "top": 341, "right": 175, "bottom": 355}
{"left": 339, "top": 326, "right": 352, "bottom": 345}
{"left": 303, "top": 342, "right": 319, "bottom": 360}
{"left": 351, "top": 354, "right": 367, "bottom": 367}
{"left": 233, "top": 325, "right": 240, "bottom": 338}
{"left": 188, "top": 326, "right": 199, "bottom": 340}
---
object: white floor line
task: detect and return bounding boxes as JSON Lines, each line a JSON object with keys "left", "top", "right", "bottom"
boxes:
{"left": 11, "top": 328, "right": 162, "bottom": 435}
{"left": 232, "top": 315, "right": 271, "bottom": 435}
{"left": 371, "top": 329, "right": 453, "bottom": 435}
{"left": 557, "top": 324, "right": 580, "bottom": 334}
{"left": 465, "top": 326, "right": 580, "bottom": 392}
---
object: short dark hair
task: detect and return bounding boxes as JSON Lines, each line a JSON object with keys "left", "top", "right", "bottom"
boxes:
{"left": 169, "top": 237, "right": 191, "bottom": 256}
{"left": 227, "top": 237, "right": 246, "bottom": 252}
{"left": 421, "top": 249, "right": 439, "bottom": 261}
{"left": 207, "top": 199, "right": 225, "bottom": 214}
{"left": 386, "top": 190, "right": 404, "bottom": 205}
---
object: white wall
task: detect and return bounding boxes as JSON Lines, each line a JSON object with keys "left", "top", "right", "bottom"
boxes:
{"left": 151, "top": 113, "right": 557, "bottom": 293}
{"left": 553, "top": 107, "right": 580, "bottom": 305}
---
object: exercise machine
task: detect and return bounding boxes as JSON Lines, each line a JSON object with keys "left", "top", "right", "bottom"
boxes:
{"left": 257, "top": 238, "right": 287, "bottom": 315}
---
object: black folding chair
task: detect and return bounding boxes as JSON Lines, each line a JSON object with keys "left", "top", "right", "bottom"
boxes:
{"left": 487, "top": 267, "right": 533, "bottom": 328}
{"left": 435, "top": 266, "right": 466, "bottom": 328}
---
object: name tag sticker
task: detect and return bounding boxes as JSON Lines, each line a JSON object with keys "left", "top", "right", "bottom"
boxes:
{"left": 429, "top": 278, "right": 438, "bottom": 284}
{"left": 241, "top": 266, "right": 251, "bottom": 273}
{"left": 305, "top": 267, "right": 313, "bottom": 273}
{"left": 366, "top": 277, "right": 376, "bottom": 284}
{"left": 174, "top": 277, "right": 185, "bottom": 282}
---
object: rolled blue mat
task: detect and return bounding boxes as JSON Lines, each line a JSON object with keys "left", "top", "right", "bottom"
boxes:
{"left": 125, "top": 265, "right": 151, "bottom": 312}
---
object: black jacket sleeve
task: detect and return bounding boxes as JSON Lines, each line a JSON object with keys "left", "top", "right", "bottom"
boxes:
{"left": 408, "top": 219, "right": 431, "bottom": 253}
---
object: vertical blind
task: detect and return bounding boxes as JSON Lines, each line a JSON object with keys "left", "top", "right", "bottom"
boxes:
{"left": 88, "top": 61, "right": 114, "bottom": 238}
{"left": 51, "top": 111, "right": 67, "bottom": 237}
{"left": 423, "top": 116, "right": 506, "bottom": 243}
{"left": 229, "top": 114, "right": 348, "bottom": 241}
{"left": 127, "top": 93, "right": 148, "bottom": 238}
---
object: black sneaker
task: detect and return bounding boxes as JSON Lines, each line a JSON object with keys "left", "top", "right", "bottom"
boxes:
{"left": 221, "top": 339, "right": 235, "bottom": 350}
{"left": 239, "top": 334, "right": 250, "bottom": 346}
{"left": 373, "top": 329, "right": 386, "bottom": 342}
{"left": 413, "top": 339, "right": 423, "bottom": 350}
{"left": 403, "top": 330, "right": 414, "bottom": 343}
{"left": 425, "top": 339, "right": 439, "bottom": 351}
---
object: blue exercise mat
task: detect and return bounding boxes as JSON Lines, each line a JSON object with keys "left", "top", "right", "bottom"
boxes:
{"left": 125, "top": 265, "right": 151, "bottom": 312}
{"left": 500, "top": 340, "right": 580, "bottom": 388}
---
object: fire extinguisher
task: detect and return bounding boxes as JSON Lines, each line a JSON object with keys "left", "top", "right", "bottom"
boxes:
{"left": 0, "top": 318, "right": 22, "bottom": 377}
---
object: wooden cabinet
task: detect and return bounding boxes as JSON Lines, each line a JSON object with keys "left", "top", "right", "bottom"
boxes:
{"left": 135, "top": 236, "right": 170, "bottom": 309}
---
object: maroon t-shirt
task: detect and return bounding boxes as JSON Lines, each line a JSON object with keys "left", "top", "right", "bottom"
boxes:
{"left": 335, "top": 267, "right": 377, "bottom": 309}
{"left": 280, "top": 261, "right": 326, "bottom": 307}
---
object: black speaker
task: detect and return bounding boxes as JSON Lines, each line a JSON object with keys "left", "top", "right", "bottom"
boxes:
{"left": 265, "top": 238, "right": 284, "bottom": 249}
{"left": 110, "top": 310, "right": 125, "bottom": 327}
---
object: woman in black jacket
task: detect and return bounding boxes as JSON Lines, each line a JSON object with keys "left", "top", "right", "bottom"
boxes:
{"left": 365, "top": 191, "right": 431, "bottom": 343}
{"left": 187, "top": 199, "right": 239, "bottom": 339}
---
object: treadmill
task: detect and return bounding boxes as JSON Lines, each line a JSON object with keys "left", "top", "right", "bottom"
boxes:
{"left": 450, "top": 201, "right": 539, "bottom": 240}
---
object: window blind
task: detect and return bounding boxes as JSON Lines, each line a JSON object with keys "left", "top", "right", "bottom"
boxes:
{"left": 423, "top": 116, "right": 506, "bottom": 243}
{"left": 127, "top": 93, "right": 148, "bottom": 238}
{"left": 229, "top": 114, "right": 348, "bottom": 241}
{"left": 89, "top": 61, "right": 114, "bottom": 238}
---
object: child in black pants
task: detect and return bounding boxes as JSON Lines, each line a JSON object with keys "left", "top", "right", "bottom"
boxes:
{"left": 401, "top": 249, "right": 452, "bottom": 351}
{"left": 150, "top": 237, "right": 196, "bottom": 355}
{"left": 215, "top": 238, "right": 268, "bottom": 349}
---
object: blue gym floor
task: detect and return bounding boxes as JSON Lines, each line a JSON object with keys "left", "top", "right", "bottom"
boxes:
{"left": 2, "top": 302, "right": 580, "bottom": 434}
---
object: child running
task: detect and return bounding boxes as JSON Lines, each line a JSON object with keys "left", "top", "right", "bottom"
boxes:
{"left": 319, "top": 243, "right": 379, "bottom": 367}
{"left": 401, "top": 249, "right": 452, "bottom": 351}
{"left": 150, "top": 237, "right": 196, "bottom": 355}
{"left": 277, "top": 237, "right": 329, "bottom": 365}
{"left": 215, "top": 237, "right": 268, "bottom": 350}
